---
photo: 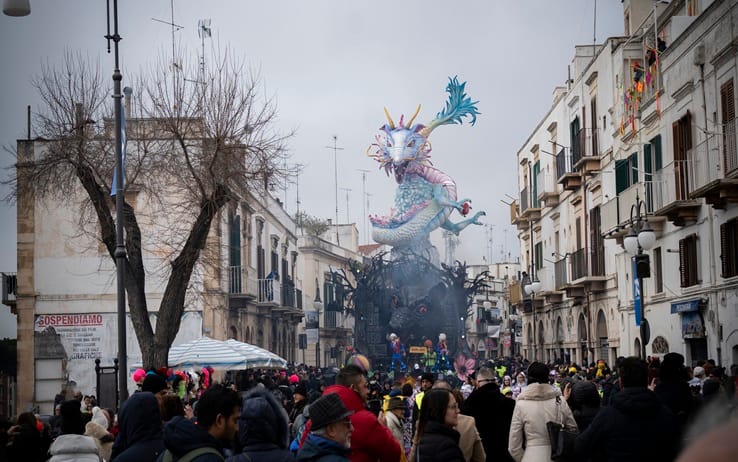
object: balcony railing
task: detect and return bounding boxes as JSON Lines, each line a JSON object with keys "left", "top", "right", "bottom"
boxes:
{"left": 257, "top": 278, "right": 282, "bottom": 305}
{"left": 691, "top": 122, "right": 738, "bottom": 190}
{"left": 652, "top": 159, "right": 696, "bottom": 209}
{"left": 520, "top": 187, "right": 529, "bottom": 212}
{"left": 229, "top": 266, "right": 303, "bottom": 308}
{"left": 2, "top": 272, "right": 16, "bottom": 306}
{"left": 570, "top": 248, "right": 586, "bottom": 281}
{"left": 554, "top": 257, "right": 568, "bottom": 290}
{"left": 572, "top": 128, "right": 583, "bottom": 166}
{"left": 228, "top": 266, "right": 245, "bottom": 294}
{"left": 324, "top": 311, "right": 339, "bottom": 328}
{"left": 556, "top": 148, "right": 572, "bottom": 179}
{"left": 536, "top": 169, "right": 557, "bottom": 199}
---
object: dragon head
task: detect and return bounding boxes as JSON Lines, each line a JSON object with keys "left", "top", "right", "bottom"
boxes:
{"left": 367, "top": 105, "right": 431, "bottom": 184}
{"left": 367, "top": 76, "right": 480, "bottom": 184}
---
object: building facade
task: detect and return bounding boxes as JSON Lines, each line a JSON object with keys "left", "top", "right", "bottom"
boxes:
{"left": 513, "top": 0, "right": 738, "bottom": 367}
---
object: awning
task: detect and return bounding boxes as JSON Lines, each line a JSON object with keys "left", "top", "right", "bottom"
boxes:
{"left": 670, "top": 298, "right": 703, "bottom": 314}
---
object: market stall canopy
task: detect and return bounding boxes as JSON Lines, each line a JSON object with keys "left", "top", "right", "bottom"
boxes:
{"left": 167, "top": 336, "right": 251, "bottom": 370}
{"left": 224, "top": 338, "right": 287, "bottom": 369}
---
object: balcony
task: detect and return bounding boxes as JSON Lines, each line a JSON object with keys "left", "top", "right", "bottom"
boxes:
{"left": 537, "top": 266, "right": 563, "bottom": 303}
{"left": 571, "top": 127, "right": 601, "bottom": 176}
{"left": 689, "top": 120, "right": 738, "bottom": 209}
{"left": 519, "top": 186, "right": 541, "bottom": 222}
{"left": 568, "top": 248, "right": 607, "bottom": 295}
{"left": 556, "top": 148, "right": 581, "bottom": 191}
{"left": 652, "top": 160, "right": 702, "bottom": 226}
{"left": 510, "top": 199, "right": 528, "bottom": 230}
{"left": 536, "top": 169, "right": 560, "bottom": 207}
{"left": 602, "top": 183, "right": 665, "bottom": 241}
{"left": 2, "top": 272, "right": 16, "bottom": 308}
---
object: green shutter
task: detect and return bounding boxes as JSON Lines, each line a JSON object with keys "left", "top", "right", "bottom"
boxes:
{"left": 644, "top": 144, "right": 653, "bottom": 180}
{"left": 652, "top": 135, "right": 663, "bottom": 171}
{"left": 630, "top": 152, "right": 639, "bottom": 186}
{"left": 616, "top": 160, "right": 628, "bottom": 195}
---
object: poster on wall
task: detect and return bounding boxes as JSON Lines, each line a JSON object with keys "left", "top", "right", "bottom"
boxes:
{"left": 305, "top": 310, "right": 319, "bottom": 344}
{"left": 34, "top": 311, "right": 202, "bottom": 396}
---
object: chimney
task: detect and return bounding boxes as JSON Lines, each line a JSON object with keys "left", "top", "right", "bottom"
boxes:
{"left": 123, "top": 87, "right": 133, "bottom": 115}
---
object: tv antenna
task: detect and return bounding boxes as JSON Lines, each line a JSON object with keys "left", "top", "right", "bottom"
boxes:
{"left": 356, "top": 169, "right": 371, "bottom": 244}
{"left": 325, "top": 136, "right": 344, "bottom": 246}
{"left": 151, "top": 0, "right": 184, "bottom": 74}
{"left": 340, "top": 188, "right": 352, "bottom": 223}
{"left": 197, "top": 19, "right": 211, "bottom": 77}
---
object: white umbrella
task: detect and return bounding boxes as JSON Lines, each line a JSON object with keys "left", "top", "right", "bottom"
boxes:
{"left": 224, "top": 339, "right": 287, "bottom": 369}
{"left": 167, "top": 336, "right": 248, "bottom": 370}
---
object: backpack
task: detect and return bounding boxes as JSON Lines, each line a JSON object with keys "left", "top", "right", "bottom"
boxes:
{"left": 161, "top": 446, "right": 224, "bottom": 462}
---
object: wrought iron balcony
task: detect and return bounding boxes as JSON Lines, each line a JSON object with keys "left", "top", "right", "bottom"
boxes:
{"left": 556, "top": 148, "right": 581, "bottom": 190}
{"left": 652, "top": 159, "right": 701, "bottom": 226}
{"left": 536, "top": 169, "right": 559, "bottom": 207}
{"left": 689, "top": 120, "right": 738, "bottom": 209}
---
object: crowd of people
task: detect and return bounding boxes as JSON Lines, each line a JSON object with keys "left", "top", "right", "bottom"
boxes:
{"left": 1, "top": 352, "right": 737, "bottom": 461}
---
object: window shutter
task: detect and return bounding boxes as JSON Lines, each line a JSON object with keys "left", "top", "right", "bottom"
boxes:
{"left": 630, "top": 152, "right": 639, "bottom": 186}
{"left": 616, "top": 160, "right": 628, "bottom": 194}
{"left": 652, "top": 135, "right": 663, "bottom": 171}
{"left": 720, "top": 222, "right": 729, "bottom": 278}
{"left": 720, "top": 79, "right": 736, "bottom": 175}
{"left": 679, "top": 237, "right": 688, "bottom": 287}
{"left": 644, "top": 143, "right": 653, "bottom": 179}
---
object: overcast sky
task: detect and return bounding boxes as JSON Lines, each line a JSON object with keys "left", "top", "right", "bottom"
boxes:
{"left": 0, "top": 1, "right": 626, "bottom": 338}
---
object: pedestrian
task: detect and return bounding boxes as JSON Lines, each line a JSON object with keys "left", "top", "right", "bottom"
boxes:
{"left": 318, "top": 365, "right": 401, "bottom": 462}
{"left": 508, "top": 362, "right": 577, "bottom": 462}
{"left": 5, "top": 411, "right": 51, "bottom": 462}
{"left": 297, "top": 393, "right": 353, "bottom": 462}
{"left": 575, "top": 357, "right": 681, "bottom": 462}
{"left": 85, "top": 406, "right": 115, "bottom": 462}
{"left": 158, "top": 384, "right": 241, "bottom": 462}
{"left": 446, "top": 387, "right": 485, "bottom": 462}
{"left": 48, "top": 399, "right": 100, "bottom": 462}
{"left": 511, "top": 372, "right": 527, "bottom": 400}
{"left": 567, "top": 381, "right": 601, "bottom": 433}
{"left": 414, "top": 389, "right": 465, "bottom": 462}
{"left": 384, "top": 397, "right": 405, "bottom": 450}
{"left": 462, "top": 367, "right": 514, "bottom": 462}
{"left": 110, "top": 391, "right": 165, "bottom": 462}
{"left": 226, "top": 388, "right": 293, "bottom": 462}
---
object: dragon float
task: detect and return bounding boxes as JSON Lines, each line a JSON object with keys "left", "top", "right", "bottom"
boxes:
{"left": 367, "top": 76, "right": 486, "bottom": 252}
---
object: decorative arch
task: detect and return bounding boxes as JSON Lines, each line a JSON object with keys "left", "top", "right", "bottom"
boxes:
{"left": 538, "top": 320, "right": 545, "bottom": 351}
{"left": 229, "top": 325, "right": 238, "bottom": 340}
{"left": 596, "top": 310, "right": 608, "bottom": 362}
{"left": 578, "top": 313, "right": 588, "bottom": 364}
{"left": 634, "top": 338, "right": 642, "bottom": 358}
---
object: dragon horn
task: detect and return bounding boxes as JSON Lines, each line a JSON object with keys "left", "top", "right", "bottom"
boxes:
{"left": 418, "top": 123, "right": 435, "bottom": 138}
{"left": 383, "top": 107, "right": 395, "bottom": 129}
{"left": 406, "top": 104, "right": 421, "bottom": 127}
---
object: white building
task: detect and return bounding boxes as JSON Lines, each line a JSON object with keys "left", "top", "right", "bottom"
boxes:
{"left": 513, "top": 0, "right": 738, "bottom": 367}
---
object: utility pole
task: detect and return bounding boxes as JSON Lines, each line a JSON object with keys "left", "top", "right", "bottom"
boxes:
{"left": 340, "top": 188, "right": 352, "bottom": 223}
{"left": 325, "top": 136, "right": 344, "bottom": 246}
{"left": 357, "top": 169, "right": 371, "bottom": 244}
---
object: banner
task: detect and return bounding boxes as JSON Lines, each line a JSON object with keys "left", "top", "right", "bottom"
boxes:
{"left": 632, "top": 257, "right": 642, "bottom": 326}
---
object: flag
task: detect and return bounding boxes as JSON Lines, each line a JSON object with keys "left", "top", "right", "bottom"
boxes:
{"left": 111, "top": 103, "right": 126, "bottom": 196}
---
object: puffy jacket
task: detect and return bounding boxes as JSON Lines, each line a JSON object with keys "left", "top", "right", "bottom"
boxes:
{"left": 416, "top": 421, "right": 464, "bottom": 462}
{"left": 574, "top": 387, "right": 680, "bottom": 462}
{"left": 508, "top": 383, "right": 577, "bottom": 462}
{"left": 227, "top": 388, "right": 293, "bottom": 462}
{"left": 111, "top": 391, "right": 165, "bottom": 462}
{"left": 156, "top": 416, "right": 225, "bottom": 462}
{"left": 48, "top": 434, "right": 100, "bottom": 462}
{"left": 322, "top": 385, "right": 401, "bottom": 462}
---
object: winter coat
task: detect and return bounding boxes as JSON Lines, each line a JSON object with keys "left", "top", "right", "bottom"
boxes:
{"left": 111, "top": 391, "right": 165, "bottom": 462}
{"left": 227, "top": 388, "right": 294, "bottom": 462}
{"left": 5, "top": 422, "right": 50, "bottom": 462}
{"left": 416, "top": 421, "right": 465, "bottom": 462}
{"left": 48, "top": 434, "right": 101, "bottom": 462}
{"left": 156, "top": 416, "right": 225, "bottom": 462}
{"left": 508, "top": 383, "right": 577, "bottom": 462}
{"left": 319, "top": 384, "right": 401, "bottom": 462}
{"left": 297, "top": 433, "right": 351, "bottom": 462}
{"left": 574, "top": 387, "right": 681, "bottom": 462}
{"left": 654, "top": 381, "right": 696, "bottom": 436}
{"left": 385, "top": 411, "right": 404, "bottom": 449}
{"left": 455, "top": 415, "right": 485, "bottom": 462}
{"left": 462, "top": 382, "right": 515, "bottom": 462}
{"left": 85, "top": 420, "right": 115, "bottom": 462}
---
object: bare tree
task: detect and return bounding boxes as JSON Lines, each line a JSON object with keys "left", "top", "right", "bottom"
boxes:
{"left": 8, "top": 51, "right": 293, "bottom": 368}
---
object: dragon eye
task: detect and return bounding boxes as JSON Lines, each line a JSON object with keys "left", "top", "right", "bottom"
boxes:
{"left": 407, "top": 140, "right": 415, "bottom": 148}
{"left": 387, "top": 140, "right": 393, "bottom": 147}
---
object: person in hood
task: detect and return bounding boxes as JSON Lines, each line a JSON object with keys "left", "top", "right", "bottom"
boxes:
{"left": 306, "top": 365, "right": 401, "bottom": 462}
{"left": 110, "top": 392, "right": 164, "bottom": 462}
{"left": 226, "top": 387, "right": 293, "bottom": 462}
{"left": 508, "top": 362, "right": 577, "bottom": 462}
{"left": 567, "top": 381, "right": 601, "bottom": 433}
{"left": 575, "top": 357, "right": 680, "bottom": 462}
{"left": 48, "top": 400, "right": 100, "bottom": 462}
{"left": 157, "top": 384, "right": 241, "bottom": 462}
{"left": 85, "top": 406, "right": 115, "bottom": 462}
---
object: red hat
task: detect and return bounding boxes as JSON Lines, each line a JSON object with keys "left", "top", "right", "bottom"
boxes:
{"left": 289, "top": 374, "right": 299, "bottom": 384}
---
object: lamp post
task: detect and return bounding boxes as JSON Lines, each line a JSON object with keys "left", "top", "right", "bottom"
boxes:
{"left": 623, "top": 193, "right": 655, "bottom": 359}
{"left": 524, "top": 271, "right": 542, "bottom": 361}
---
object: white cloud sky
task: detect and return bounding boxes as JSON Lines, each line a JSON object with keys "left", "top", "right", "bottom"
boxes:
{"left": 0, "top": 1, "right": 626, "bottom": 336}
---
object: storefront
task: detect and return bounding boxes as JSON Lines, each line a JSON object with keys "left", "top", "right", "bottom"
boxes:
{"left": 670, "top": 298, "right": 707, "bottom": 365}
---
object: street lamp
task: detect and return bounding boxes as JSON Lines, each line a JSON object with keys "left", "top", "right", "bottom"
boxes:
{"left": 623, "top": 193, "right": 655, "bottom": 359}
{"left": 523, "top": 271, "right": 542, "bottom": 361}
{"left": 2, "top": 0, "right": 30, "bottom": 16}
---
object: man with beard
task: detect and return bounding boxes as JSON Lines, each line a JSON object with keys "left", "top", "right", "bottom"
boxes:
{"left": 158, "top": 384, "right": 240, "bottom": 461}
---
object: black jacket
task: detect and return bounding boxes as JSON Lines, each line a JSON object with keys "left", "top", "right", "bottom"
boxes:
{"left": 575, "top": 387, "right": 680, "bottom": 462}
{"left": 227, "top": 388, "right": 294, "bottom": 462}
{"left": 416, "top": 421, "right": 464, "bottom": 462}
{"left": 461, "top": 382, "right": 515, "bottom": 462}
{"left": 111, "top": 392, "right": 165, "bottom": 462}
{"left": 156, "top": 416, "right": 226, "bottom": 462}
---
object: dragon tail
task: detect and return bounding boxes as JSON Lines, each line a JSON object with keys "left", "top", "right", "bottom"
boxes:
{"left": 420, "top": 76, "right": 480, "bottom": 137}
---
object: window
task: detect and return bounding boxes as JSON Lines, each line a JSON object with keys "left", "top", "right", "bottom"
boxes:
{"left": 720, "top": 218, "right": 738, "bottom": 278}
{"left": 679, "top": 234, "right": 699, "bottom": 287}
{"left": 534, "top": 242, "right": 543, "bottom": 272}
{"left": 590, "top": 206, "right": 605, "bottom": 276}
{"left": 673, "top": 112, "right": 693, "bottom": 200}
{"left": 615, "top": 152, "right": 638, "bottom": 195}
{"left": 571, "top": 117, "right": 582, "bottom": 165}
{"left": 229, "top": 213, "right": 241, "bottom": 267}
{"left": 653, "top": 247, "right": 663, "bottom": 294}
{"left": 720, "top": 79, "right": 737, "bottom": 174}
